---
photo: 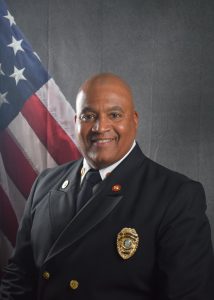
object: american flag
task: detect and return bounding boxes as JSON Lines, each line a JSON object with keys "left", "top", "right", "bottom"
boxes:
{"left": 0, "top": 0, "right": 81, "bottom": 272}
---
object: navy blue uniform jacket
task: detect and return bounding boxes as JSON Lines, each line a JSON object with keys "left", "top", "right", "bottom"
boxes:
{"left": 1, "top": 144, "right": 214, "bottom": 299}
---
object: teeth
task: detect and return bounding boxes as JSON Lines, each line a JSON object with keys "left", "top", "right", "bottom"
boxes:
{"left": 93, "top": 139, "right": 113, "bottom": 143}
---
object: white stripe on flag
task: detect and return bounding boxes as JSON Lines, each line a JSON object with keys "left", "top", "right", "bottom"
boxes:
{"left": 8, "top": 112, "right": 57, "bottom": 173}
{"left": 36, "top": 78, "right": 78, "bottom": 146}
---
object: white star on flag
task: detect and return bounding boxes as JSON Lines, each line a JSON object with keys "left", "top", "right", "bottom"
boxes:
{"left": 0, "top": 63, "right": 5, "bottom": 75}
{"left": 0, "top": 92, "right": 8, "bottom": 105}
{"left": 8, "top": 36, "right": 24, "bottom": 55}
{"left": 9, "top": 66, "right": 26, "bottom": 85}
{"left": 3, "top": 10, "right": 16, "bottom": 26}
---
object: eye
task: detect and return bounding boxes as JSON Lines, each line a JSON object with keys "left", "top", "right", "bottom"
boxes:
{"left": 79, "top": 113, "right": 97, "bottom": 122}
{"left": 109, "top": 112, "right": 123, "bottom": 119}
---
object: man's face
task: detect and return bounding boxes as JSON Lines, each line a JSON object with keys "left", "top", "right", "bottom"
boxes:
{"left": 75, "top": 80, "right": 138, "bottom": 169}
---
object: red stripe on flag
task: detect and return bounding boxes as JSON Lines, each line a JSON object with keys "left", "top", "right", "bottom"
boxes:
{"left": 21, "top": 94, "right": 81, "bottom": 164}
{"left": 0, "top": 130, "right": 38, "bottom": 198}
{"left": 0, "top": 186, "right": 18, "bottom": 247}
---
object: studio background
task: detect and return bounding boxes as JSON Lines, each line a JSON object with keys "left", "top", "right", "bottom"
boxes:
{"left": 6, "top": 0, "right": 214, "bottom": 244}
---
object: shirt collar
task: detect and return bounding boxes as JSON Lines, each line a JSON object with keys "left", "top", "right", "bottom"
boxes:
{"left": 81, "top": 140, "right": 136, "bottom": 182}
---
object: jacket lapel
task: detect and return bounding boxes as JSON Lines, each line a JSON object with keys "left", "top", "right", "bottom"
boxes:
{"left": 48, "top": 160, "right": 82, "bottom": 242}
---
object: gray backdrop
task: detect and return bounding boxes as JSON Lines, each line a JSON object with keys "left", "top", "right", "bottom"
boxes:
{"left": 7, "top": 0, "right": 214, "bottom": 244}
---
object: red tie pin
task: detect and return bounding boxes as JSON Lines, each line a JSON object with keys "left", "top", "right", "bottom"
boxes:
{"left": 112, "top": 184, "right": 122, "bottom": 192}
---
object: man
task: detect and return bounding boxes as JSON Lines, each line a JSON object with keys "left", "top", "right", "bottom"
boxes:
{"left": 1, "top": 73, "right": 214, "bottom": 299}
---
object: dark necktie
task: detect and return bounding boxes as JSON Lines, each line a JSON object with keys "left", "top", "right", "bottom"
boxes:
{"left": 76, "top": 169, "right": 101, "bottom": 211}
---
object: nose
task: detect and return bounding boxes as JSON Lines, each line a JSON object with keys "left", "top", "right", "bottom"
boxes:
{"left": 91, "top": 115, "right": 110, "bottom": 133}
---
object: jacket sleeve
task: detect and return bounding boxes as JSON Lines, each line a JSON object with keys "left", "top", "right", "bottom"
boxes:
{"left": 0, "top": 175, "right": 41, "bottom": 300}
{"left": 157, "top": 181, "right": 214, "bottom": 299}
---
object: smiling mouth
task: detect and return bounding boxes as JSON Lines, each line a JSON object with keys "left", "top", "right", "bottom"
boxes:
{"left": 91, "top": 138, "right": 117, "bottom": 145}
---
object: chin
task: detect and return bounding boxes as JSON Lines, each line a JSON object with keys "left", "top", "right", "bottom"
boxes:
{"left": 90, "top": 158, "right": 113, "bottom": 169}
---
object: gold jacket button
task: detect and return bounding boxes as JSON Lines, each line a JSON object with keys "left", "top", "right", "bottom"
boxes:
{"left": 69, "top": 280, "right": 79, "bottom": 290}
{"left": 42, "top": 271, "right": 50, "bottom": 280}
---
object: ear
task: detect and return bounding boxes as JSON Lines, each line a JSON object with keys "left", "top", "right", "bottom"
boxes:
{"left": 134, "top": 111, "right": 139, "bottom": 128}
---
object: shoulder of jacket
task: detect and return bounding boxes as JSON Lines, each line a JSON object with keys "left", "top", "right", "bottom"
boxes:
{"left": 29, "top": 159, "right": 82, "bottom": 206}
{"left": 39, "top": 160, "right": 78, "bottom": 179}
{"left": 144, "top": 156, "right": 196, "bottom": 186}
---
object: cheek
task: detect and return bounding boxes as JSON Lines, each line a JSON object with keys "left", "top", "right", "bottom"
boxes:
{"left": 75, "top": 123, "right": 80, "bottom": 134}
{"left": 76, "top": 123, "right": 88, "bottom": 137}
{"left": 75, "top": 124, "right": 83, "bottom": 142}
{"left": 115, "top": 122, "right": 133, "bottom": 136}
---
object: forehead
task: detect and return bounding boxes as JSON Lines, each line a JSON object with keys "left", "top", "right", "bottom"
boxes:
{"left": 76, "top": 82, "right": 133, "bottom": 112}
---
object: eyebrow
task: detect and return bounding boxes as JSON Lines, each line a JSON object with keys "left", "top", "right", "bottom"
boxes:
{"left": 107, "top": 106, "right": 124, "bottom": 112}
{"left": 80, "top": 107, "right": 95, "bottom": 114}
{"left": 80, "top": 106, "right": 124, "bottom": 114}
